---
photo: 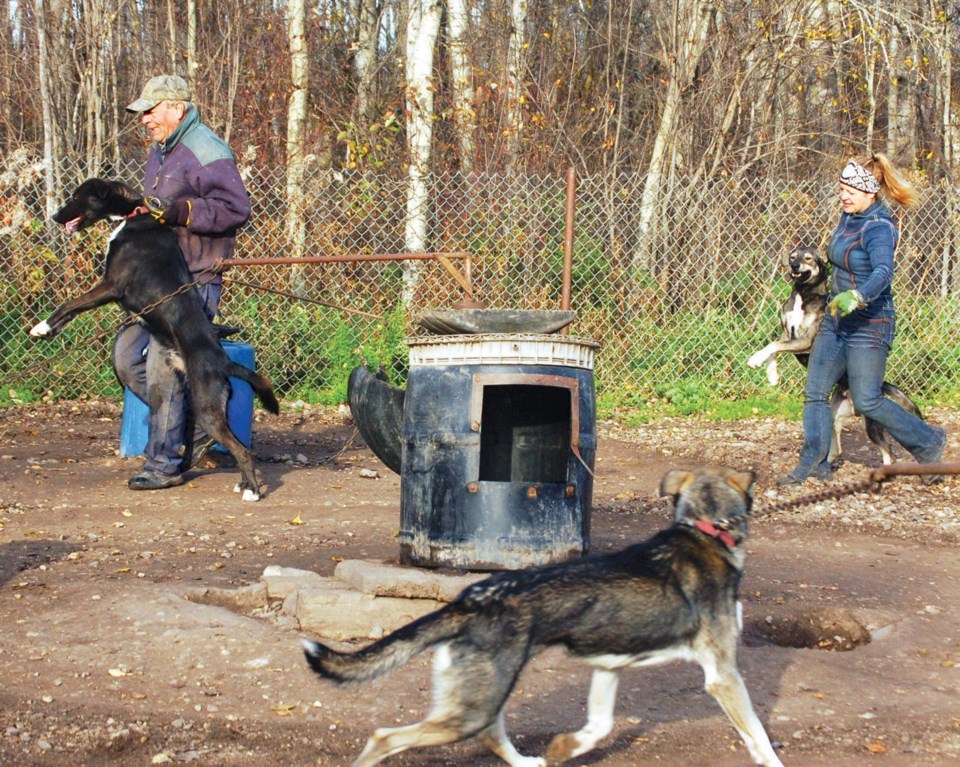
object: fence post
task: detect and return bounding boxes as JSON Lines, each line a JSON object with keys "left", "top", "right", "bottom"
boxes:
{"left": 561, "top": 167, "right": 576, "bottom": 335}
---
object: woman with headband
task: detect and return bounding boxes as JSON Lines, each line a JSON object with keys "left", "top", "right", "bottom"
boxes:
{"left": 778, "top": 153, "right": 946, "bottom": 485}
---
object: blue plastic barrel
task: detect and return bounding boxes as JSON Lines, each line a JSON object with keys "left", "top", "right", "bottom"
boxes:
{"left": 119, "top": 341, "right": 256, "bottom": 457}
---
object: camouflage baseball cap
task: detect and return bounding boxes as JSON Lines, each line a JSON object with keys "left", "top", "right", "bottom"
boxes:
{"left": 126, "top": 75, "right": 192, "bottom": 113}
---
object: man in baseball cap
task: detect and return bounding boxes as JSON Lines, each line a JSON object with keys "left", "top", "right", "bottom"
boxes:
{"left": 125, "top": 74, "right": 193, "bottom": 113}
{"left": 116, "top": 74, "right": 251, "bottom": 491}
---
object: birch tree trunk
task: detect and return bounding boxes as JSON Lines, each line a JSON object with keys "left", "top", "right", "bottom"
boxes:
{"left": 886, "top": 20, "right": 917, "bottom": 161}
{"left": 886, "top": 21, "right": 901, "bottom": 158}
{"left": 0, "top": 0, "right": 9, "bottom": 153}
{"left": 286, "top": 0, "right": 309, "bottom": 291}
{"left": 942, "top": 19, "right": 954, "bottom": 175}
{"left": 447, "top": 0, "right": 476, "bottom": 175}
{"left": 632, "top": 0, "right": 714, "bottom": 274}
{"left": 354, "top": 0, "right": 379, "bottom": 126}
{"left": 166, "top": 0, "right": 177, "bottom": 72}
{"left": 935, "top": 5, "right": 956, "bottom": 295}
{"left": 504, "top": 0, "right": 528, "bottom": 174}
{"left": 33, "top": 0, "right": 60, "bottom": 223}
{"left": 187, "top": 0, "right": 198, "bottom": 80}
{"left": 402, "top": 0, "right": 442, "bottom": 303}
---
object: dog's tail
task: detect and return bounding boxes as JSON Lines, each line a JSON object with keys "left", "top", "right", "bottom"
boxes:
{"left": 227, "top": 363, "right": 280, "bottom": 415}
{"left": 302, "top": 605, "right": 468, "bottom": 684}
{"left": 881, "top": 381, "right": 923, "bottom": 418}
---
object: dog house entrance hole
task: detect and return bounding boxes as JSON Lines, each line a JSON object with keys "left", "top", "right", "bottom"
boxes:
{"left": 477, "top": 382, "right": 574, "bottom": 484}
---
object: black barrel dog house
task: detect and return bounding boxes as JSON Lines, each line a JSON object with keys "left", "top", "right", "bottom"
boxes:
{"left": 398, "top": 333, "right": 597, "bottom": 569}
{"left": 348, "top": 311, "right": 598, "bottom": 570}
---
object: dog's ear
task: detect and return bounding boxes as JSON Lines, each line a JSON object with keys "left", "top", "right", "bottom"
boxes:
{"left": 110, "top": 180, "right": 141, "bottom": 202}
{"left": 660, "top": 469, "right": 695, "bottom": 499}
{"left": 724, "top": 469, "right": 755, "bottom": 498}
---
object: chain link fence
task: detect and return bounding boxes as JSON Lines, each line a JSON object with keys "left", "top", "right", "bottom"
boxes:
{"left": 3, "top": 152, "right": 959, "bottom": 409}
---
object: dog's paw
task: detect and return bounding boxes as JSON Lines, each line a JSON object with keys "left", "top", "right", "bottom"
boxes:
{"left": 765, "top": 360, "right": 780, "bottom": 387}
{"left": 545, "top": 733, "right": 583, "bottom": 764}
{"left": 29, "top": 321, "right": 52, "bottom": 338}
{"left": 239, "top": 486, "right": 260, "bottom": 502}
{"left": 746, "top": 350, "right": 768, "bottom": 368}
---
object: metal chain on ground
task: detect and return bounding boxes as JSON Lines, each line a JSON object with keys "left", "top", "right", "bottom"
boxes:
{"left": 760, "top": 462, "right": 960, "bottom": 515}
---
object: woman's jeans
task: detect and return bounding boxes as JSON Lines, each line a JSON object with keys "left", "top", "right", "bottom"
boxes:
{"left": 793, "top": 315, "right": 945, "bottom": 478}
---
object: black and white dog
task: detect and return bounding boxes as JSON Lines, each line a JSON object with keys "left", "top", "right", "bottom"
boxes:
{"left": 748, "top": 242, "right": 924, "bottom": 466}
{"left": 29, "top": 178, "right": 279, "bottom": 500}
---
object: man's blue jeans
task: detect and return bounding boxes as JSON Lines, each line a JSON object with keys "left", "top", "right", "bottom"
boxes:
{"left": 112, "top": 283, "right": 221, "bottom": 476}
{"left": 792, "top": 315, "right": 944, "bottom": 478}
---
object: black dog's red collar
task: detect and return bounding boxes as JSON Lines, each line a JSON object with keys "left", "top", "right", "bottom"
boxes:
{"left": 693, "top": 519, "right": 737, "bottom": 549}
{"left": 128, "top": 205, "right": 149, "bottom": 218}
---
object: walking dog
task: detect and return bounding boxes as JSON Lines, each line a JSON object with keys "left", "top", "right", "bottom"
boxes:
{"left": 29, "top": 178, "right": 279, "bottom": 501}
{"left": 303, "top": 466, "right": 784, "bottom": 767}
{"left": 747, "top": 242, "right": 924, "bottom": 465}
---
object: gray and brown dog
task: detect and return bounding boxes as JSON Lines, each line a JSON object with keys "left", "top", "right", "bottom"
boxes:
{"left": 748, "top": 241, "right": 924, "bottom": 466}
{"left": 303, "top": 466, "right": 784, "bottom": 767}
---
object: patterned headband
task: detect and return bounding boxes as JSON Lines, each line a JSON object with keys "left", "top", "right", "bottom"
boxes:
{"left": 839, "top": 160, "right": 880, "bottom": 194}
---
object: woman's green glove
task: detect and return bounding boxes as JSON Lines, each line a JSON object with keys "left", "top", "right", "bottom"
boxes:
{"left": 827, "top": 290, "right": 863, "bottom": 317}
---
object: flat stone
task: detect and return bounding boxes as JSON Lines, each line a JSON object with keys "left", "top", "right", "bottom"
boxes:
{"left": 261, "top": 565, "right": 326, "bottom": 600}
{"left": 334, "top": 559, "right": 487, "bottom": 602}
{"left": 292, "top": 585, "right": 444, "bottom": 642}
{"left": 281, "top": 577, "right": 351, "bottom": 616}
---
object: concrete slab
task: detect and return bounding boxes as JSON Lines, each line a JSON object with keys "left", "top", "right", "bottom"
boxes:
{"left": 290, "top": 585, "right": 444, "bottom": 642}
{"left": 261, "top": 565, "right": 328, "bottom": 600}
{"left": 334, "top": 559, "right": 487, "bottom": 602}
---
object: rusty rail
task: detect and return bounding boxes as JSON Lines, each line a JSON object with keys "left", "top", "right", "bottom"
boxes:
{"left": 215, "top": 251, "right": 476, "bottom": 303}
{"left": 761, "top": 461, "right": 960, "bottom": 515}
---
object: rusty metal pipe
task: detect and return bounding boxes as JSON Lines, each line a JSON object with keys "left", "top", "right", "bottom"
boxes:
{"left": 561, "top": 167, "right": 576, "bottom": 335}
{"left": 871, "top": 461, "right": 960, "bottom": 482}
{"left": 216, "top": 252, "right": 472, "bottom": 269}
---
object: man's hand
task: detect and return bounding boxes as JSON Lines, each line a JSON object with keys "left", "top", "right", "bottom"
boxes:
{"left": 827, "top": 290, "right": 863, "bottom": 317}
{"left": 144, "top": 195, "right": 188, "bottom": 225}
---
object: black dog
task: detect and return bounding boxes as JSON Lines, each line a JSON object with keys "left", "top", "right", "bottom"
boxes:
{"left": 748, "top": 242, "right": 925, "bottom": 466}
{"left": 29, "top": 178, "right": 279, "bottom": 500}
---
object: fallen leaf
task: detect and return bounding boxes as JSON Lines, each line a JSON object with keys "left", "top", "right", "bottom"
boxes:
{"left": 866, "top": 742, "right": 887, "bottom": 754}
{"left": 289, "top": 513, "right": 304, "bottom": 526}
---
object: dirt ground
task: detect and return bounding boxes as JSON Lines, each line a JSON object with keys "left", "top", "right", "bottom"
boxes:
{"left": 0, "top": 400, "right": 958, "bottom": 767}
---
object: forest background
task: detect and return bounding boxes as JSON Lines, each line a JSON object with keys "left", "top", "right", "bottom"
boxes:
{"left": 2, "top": 0, "right": 959, "bottom": 418}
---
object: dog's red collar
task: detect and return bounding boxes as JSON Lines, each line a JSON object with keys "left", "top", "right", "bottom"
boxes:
{"left": 128, "top": 205, "right": 149, "bottom": 218}
{"left": 693, "top": 520, "right": 737, "bottom": 549}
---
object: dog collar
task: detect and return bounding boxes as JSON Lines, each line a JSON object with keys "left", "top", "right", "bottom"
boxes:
{"left": 693, "top": 519, "right": 737, "bottom": 549}
{"left": 128, "top": 205, "right": 149, "bottom": 218}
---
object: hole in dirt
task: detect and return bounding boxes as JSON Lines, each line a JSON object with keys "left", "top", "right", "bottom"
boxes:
{"left": 743, "top": 607, "right": 874, "bottom": 651}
